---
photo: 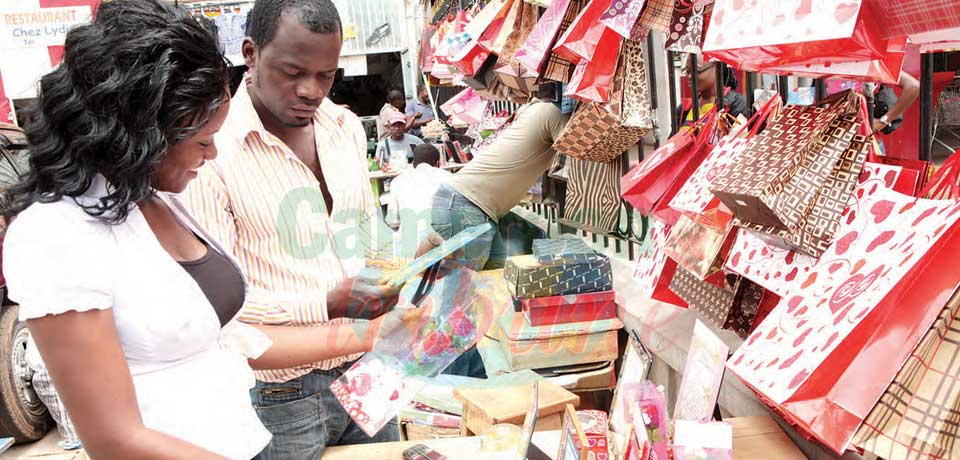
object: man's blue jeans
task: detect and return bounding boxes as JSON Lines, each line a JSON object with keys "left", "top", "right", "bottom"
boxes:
{"left": 252, "top": 363, "right": 399, "bottom": 460}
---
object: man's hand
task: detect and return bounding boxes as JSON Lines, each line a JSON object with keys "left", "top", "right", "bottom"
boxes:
{"left": 872, "top": 118, "right": 886, "bottom": 134}
{"left": 327, "top": 274, "right": 400, "bottom": 320}
{"left": 415, "top": 231, "right": 446, "bottom": 258}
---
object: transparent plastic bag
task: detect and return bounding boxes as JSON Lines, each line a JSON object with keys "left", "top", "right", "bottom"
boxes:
{"left": 331, "top": 267, "right": 492, "bottom": 436}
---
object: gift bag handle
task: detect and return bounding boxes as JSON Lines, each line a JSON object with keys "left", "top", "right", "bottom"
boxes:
{"left": 745, "top": 94, "right": 783, "bottom": 138}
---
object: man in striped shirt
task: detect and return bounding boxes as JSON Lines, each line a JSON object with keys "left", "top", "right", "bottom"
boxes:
{"left": 181, "top": 1, "right": 402, "bottom": 458}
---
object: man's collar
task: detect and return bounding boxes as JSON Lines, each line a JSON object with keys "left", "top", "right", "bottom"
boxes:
{"left": 228, "top": 81, "right": 272, "bottom": 141}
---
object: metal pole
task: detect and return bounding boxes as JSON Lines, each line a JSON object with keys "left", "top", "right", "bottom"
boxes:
{"left": 668, "top": 51, "right": 679, "bottom": 136}
{"left": 715, "top": 62, "right": 725, "bottom": 111}
{"left": 691, "top": 56, "right": 700, "bottom": 123}
{"left": 814, "top": 78, "right": 827, "bottom": 102}
{"left": 920, "top": 53, "right": 935, "bottom": 162}
{"left": 745, "top": 72, "right": 755, "bottom": 112}
{"left": 778, "top": 75, "right": 790, "bottom": 104}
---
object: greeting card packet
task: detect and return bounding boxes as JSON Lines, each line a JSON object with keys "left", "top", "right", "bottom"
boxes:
{"left": 674, "top": 320, "right": 730, "bottom": 422}
{"left": 673, "top": 420, "right": 733, "bottom": 460}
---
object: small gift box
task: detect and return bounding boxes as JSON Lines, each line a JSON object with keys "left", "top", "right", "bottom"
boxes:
{"left": 576, "top": 410, "right": 610, "bottom": 460}
{"left": 520, "top": 290, "right": 617, "bottom": 327}
{"left": 504, "top": 252, "right": 613, "bottom": 299}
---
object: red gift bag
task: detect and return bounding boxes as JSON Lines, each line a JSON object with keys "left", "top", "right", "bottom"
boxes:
{"left": 703, "top": 0, "right": 887, "bottom": 69}
{"left": 622, "top": 111, "right": 716, "bottom": 222}
{"left": 621, "top": 130, "right": 696, "bottom": 216}
{"left": 552, "top": 0, "right": 612, "bottom": 65}
{"left": 563, "top": 26, "right": 622, "bottom": 103}
{"left": 651, "top": 112, "right": 719, "bottom": 225}
{"left": 479, "top": 0, "right": 521, "bottom": 54}
{"left": 869, "top": 0, "right": 960, "bottom": 38}
{"left": 632, "top": 220, "right": 688, "bottom": 308}
{"left": 761, "top": 37, "right": 909, "bottom": 85}
{"left": 727, "top": 178, "right": 960, "bottom": 453}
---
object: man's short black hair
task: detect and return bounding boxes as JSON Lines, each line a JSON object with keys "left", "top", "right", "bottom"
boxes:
{"left": 247, "top": 0, "right": 342, "bottom": 47}
{"left": 387, "top": 89, "right": 405, "bottom": 104}
{"left": 412, "top": 144, "right": 441, "bottom": 167}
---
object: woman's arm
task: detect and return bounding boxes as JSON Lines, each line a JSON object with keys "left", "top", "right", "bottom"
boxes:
{"left": 29, "top": 309, "right": 228, "bottom": 460}
{"left": 249, "top": 306, "right": 428, "bottom": 370}
{"left": 248, "top": 320, "right": 375, "bottom": 370}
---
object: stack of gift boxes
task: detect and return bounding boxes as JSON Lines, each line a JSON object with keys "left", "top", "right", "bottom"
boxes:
{"left": 492, "top": 238, "right": 622, "bottom": 373}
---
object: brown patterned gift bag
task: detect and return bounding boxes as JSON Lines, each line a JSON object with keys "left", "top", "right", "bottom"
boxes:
{"left": 629, "top": 0, "right": 674, "bottom": 41}
{"left": 669, "top": 268, "right": 739, "bottom": 329}
{"left": 722, "top": 279, "right": 766, "bottom": 340}
{"left": 710, "top": 90, "right": 869, "bottom": 257}
{"left": 560, "top": 155, "right": 623, "bottom": 234}
{"left": 853, "top": 289, "right": 960, "bottom": 460}
{"left": 553, "top": 40, "right": 652, "bottom": 163}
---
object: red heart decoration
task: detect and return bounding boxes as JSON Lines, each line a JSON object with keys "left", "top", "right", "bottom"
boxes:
{"left": 871, "top": 200, "right": 895, "bottom": 224}
{"left": 867, "top": 230, "right": 895, "bottom": 252}
{"left": 884, "top": 170, "right": 897, "bottom": 187}
{"left": 780, "top": 350, "right": 803, "bottom": 370}
{"left": 788, "top": 369, "right": 810, "bottom": 390}
{"left": 834, "top": 2, "right": 859, "bottom": 24}
{"left": 913, "top": 207, "right": 937, "bottom": 226}
{"left": 835, "top": 231, "right": 859, "bottom": 255}
{"left": 785, "top": 267, "right": 799, "bottom": 282}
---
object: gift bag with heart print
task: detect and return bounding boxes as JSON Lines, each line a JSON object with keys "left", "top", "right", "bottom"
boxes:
{"left": 727, "top": 183, "right": 960, "bottom": 454}
{"left": 723, "top": 161, "right": 917, "bottom": 298}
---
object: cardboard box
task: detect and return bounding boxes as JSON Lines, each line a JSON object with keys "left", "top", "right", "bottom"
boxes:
{"left": 453, "top": 380, "right": 578, "bottom": 436}
{"left": 520, "top": 290, "right": 617, "bottom": 327}
{"left": 504, "top": 253, "right": 613, "bottom": 299}
{"left": 494, "top": 308, "right": 622, "bottom": 371}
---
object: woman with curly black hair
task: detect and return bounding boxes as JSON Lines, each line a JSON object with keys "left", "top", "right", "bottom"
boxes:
{"left": 1, "top": 1, "right": 393, "bottom": 458}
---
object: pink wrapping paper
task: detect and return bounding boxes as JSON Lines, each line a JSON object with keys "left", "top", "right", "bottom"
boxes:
{"left": 515, "top": 0, "right": 574, "bottom": 75}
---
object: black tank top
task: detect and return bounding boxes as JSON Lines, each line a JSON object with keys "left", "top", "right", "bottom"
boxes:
{"left": 179, "top": 241, "right": 245, "bottom": 328}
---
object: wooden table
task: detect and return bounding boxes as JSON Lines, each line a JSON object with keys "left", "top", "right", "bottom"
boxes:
{"left": 321, "top": 416, "right": 806, "bottom": 460}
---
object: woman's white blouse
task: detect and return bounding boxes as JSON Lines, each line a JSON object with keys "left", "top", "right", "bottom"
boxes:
{"left": 3, "top": 177, "right": 272, "bottom": 459}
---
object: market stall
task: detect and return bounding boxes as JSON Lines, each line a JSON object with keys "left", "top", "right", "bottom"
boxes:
{"left": 331, "top": 0, "right": 960, "bottom": 459}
